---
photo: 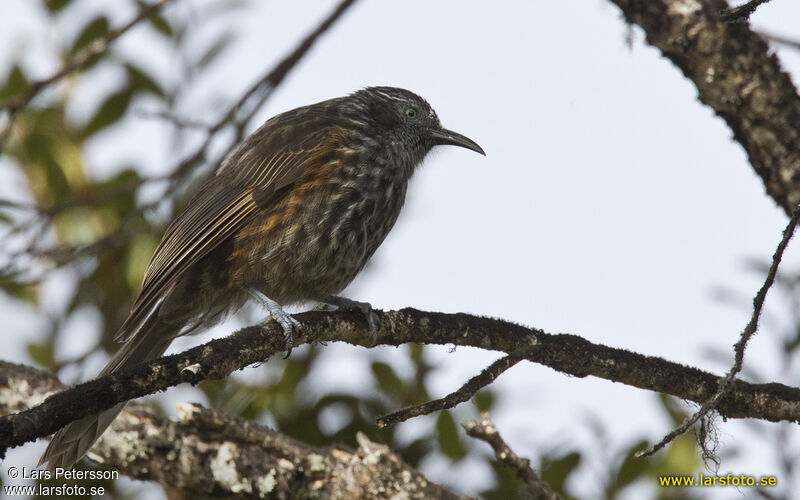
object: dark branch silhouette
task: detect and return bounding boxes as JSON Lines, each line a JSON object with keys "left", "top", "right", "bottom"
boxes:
{"left": 719, "top": 0, "right": 773, "bottom": 22}
{"left": 758, "top": 30, "right": 800, "bottom": 51}
{"left": 377, "top": 349, "right": 529, "bottom": 428}
{"left": 638, "top": 203, "right": 800, "bottom": 457}
{"left": 3, "top": 307, "right": 800, "bottom": 456}
{"left": 164, "top": 0, "right": 359, "bottom": 185}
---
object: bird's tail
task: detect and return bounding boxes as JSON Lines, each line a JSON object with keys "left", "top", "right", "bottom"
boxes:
{"left": 38, "top": 316, "right": 175, "bottom": 470}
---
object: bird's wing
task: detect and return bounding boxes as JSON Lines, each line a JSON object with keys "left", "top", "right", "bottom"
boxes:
{"left": 115, "top": 117, "right": 337, "bottom": 342}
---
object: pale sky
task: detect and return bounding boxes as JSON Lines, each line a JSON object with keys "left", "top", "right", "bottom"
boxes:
{"left": 2, "top": 0, "right": 800, "bottom": 497}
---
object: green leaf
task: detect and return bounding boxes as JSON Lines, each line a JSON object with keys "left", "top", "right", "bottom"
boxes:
{"left": 661, "top": 432, "right": 701, "bottom": 477}
{"left": 125, "top": 233, "right": 158, "bottom": 289}
{"left": 25, "top": 124, "right": 71, "bottom": 201}
{"left": 135, "top": 0, "right": 173, "bottom": 37}
{"left": 125, "top": 64, "right": 164, "bottom": 97}
{"left": 0, "top": 278, "right": 37, "bottom": 304}
{"left": 473, "top": 390, "right": 495, "bottom": 412}
{"left": 613, "top": 439, "right": 650, "bottom": 490}
{"left": 436, "top": 411, "right": 467, "bottom": 460}
{"left": 482, "top": 459, "right": 526, "bottom": 500}
{"left": 658, "top": 393, "right": 690, "bottom": 427}
{"left": 198, "top": 379, "right": 228, "bottom": 405}
{"left": 85, "top": 90, "right": 133, "bottom": 136}
{"left": 371, "top": 361, "right": 404, "bottom": 399}
{"left": 27, "top": 341, "right": 55, "bottom": 369}
{"left": 44, "top": 0, "right": 71, "bottom": 12}
{"left": 408, "top": 343, "right": 425, "bottom": 364}
{"left": 149, "top": 14, "right": 173, "bottom": 37}
{"left": 95, "top": 167, "right": 140, "bottom": 212}
{"left": 540, "top": 451, "right": 581, "bottom": 494}
{"left": 0, "top": 65, "right": 28, "bottom": 102}
{"left": 401, "top": 437, "right": 433, "bottom": 468}
{"left": 71, "top": 17, "right": 110, "bottom": 56}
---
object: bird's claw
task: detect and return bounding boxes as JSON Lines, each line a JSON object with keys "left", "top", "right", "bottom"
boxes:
{"left": 323, "top": 296, "right": 379, "bottom": 346}
{"left": 269, "top": 309, "right": 302, "bottom": 358}
{"left": 364, "top": 309, "right": 379, "bottom": 346}
{"left": 246, "top": 287, "right": 301, "bottom": 358}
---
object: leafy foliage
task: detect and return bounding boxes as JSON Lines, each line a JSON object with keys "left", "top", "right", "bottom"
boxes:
{"left": 70, "top": 16, "right": 110, "bottom": 56}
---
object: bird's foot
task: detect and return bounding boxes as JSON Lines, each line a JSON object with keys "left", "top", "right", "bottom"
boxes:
{"left": 322, "top": 296, "right": 379, "bottom": 346}
{"left": 247, "top": 288, "right": 301, "bottom": 358}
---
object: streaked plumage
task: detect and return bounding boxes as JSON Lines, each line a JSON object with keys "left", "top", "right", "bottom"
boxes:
{"left": 40, "top": 86, "right": 484, "bottom": 469}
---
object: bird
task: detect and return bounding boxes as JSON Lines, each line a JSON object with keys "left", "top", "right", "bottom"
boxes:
{"left": 39, "top": 86, "right": 485, "bottom": 469}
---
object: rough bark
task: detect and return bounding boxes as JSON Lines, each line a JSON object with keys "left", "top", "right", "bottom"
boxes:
{"left": 463, "top": 412, "right": 560, "bottom": 500}
{"left": 608, "top": 0, "right": 800, "bottom": 214}
{"left": 0, "top": 361, "right": 466, "bottom": 499}
{"left": 2, "top": 308, "right": 800, "bottom": 455}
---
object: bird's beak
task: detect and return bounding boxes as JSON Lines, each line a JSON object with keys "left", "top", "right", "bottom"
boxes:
{"left": 430, "top": 128, "right": 486, "bottom": 155}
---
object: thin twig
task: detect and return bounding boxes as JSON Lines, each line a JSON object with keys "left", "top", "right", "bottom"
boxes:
{"left": 165, "top": 0, "right": 359, "bottom": 185}
{"left": 637, "top": 203, "right": 800, "bottom": 458}
{"left": 376, "top": 349, "right": 531, "bottom": 427}
{"left": 136, "top": 109, "right": 213, "bottom": 131}
{"left": 0, "top": 0, "right": 174, "bottom": 152}
{"left": 757, "top": 30, "right": 800, "bottom": 51}
{"left": 719, "top": 0, "right": 772, "bottom": 22}
{"left": 463, "top": 412, "right": 560, "bottom": 500}
{"left": 0, "top": 199, "right": 35, "bottom": 211}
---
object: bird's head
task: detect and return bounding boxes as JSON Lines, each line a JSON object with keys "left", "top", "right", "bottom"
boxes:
{"left": 346, "top": 87, "right": 485, "bottom": 170}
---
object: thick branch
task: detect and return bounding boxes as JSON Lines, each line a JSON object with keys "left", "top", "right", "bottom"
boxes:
{"left": 2, "top": 308, "right": 800, "bottom": 455}
{"left": 0, "top": 362, "right": 466, "bottom": 499}
{"left": 609, "top": 0, "right": 800, "bottom": 213}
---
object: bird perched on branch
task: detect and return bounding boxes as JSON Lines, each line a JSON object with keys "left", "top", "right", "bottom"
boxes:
{"left": 40, "top": 86, "right": 484, "bottom": 469}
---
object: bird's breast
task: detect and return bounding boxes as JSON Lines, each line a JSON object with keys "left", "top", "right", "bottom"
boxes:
{"left": 230, "top": 157, "right": 410, "bottom": 303}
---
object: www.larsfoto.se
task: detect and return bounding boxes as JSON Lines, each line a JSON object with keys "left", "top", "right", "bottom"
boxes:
{"left": 659, "top": 474, "right": 777, "bottom": 487}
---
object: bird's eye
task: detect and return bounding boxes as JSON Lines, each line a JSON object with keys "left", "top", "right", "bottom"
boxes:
{"left": 405, "top": 107, "right": 417, "bottom": 119}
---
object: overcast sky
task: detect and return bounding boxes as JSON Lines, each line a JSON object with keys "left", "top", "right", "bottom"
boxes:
{"left": 3, "top": 0, "right": 800, "bottom": 497}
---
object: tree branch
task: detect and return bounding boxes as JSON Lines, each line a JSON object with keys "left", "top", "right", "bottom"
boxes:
{"left": 463, "top": 412, "right": 560, "bottom": 500}
{"left": 608, "top": 0, "right": 800, "bottom": 214}
{"left": 376, "top": 349, "right": 530, "bottom": 428}
{"left": 757, "top": 30, "right": 800, "bottom": 51}
{"left": 165, "top": 0, "right": 359, "bottom": 184}
{"left": 0, "top": 361, "right": 467, "bottom": 499}
{"left": 719, "top": 0, "right": 773, "bottom": 22}
{"left": 638, "top": 202, "right": 800, "bottom": 457}
{"left": 2, "top": 308, "right": 800, "bottom": 456}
